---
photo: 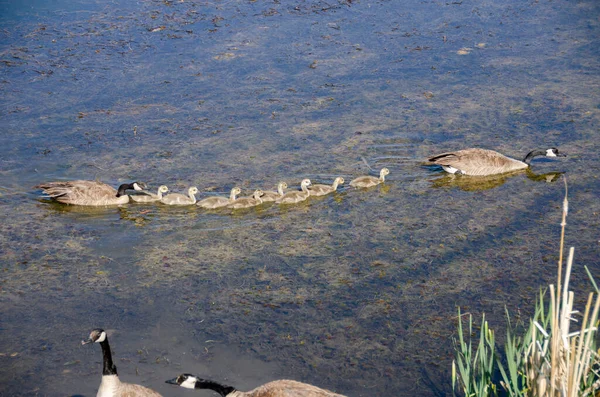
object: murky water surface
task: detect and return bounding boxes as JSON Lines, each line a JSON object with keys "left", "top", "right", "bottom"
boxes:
{"left": 1, "top": 0, "right": 599, "bottom": 395}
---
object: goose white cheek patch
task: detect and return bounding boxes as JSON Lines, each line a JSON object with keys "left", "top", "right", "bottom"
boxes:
{"left": 546, "top": 149, "right": 557, "bottom": 157}
{"left": 181, "top": 377, "right": 197, "bottom": 389}
{"left": 96, "top": 332, "right": 107, "bottom": 343}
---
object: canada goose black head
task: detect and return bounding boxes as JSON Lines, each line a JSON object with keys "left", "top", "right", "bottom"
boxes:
{"left": 547, "top": 148, "right": 566, "bottom": 157}
{"left": 166, "top": 374, "right": 236, "bottom": 394}
{"left": 82, "top": 328, "right": 107, "bottom": 345}
{"left": 116, "top": 182, "right": 145, "bottom": 197}
{"left": 165, "top": 373, "right": 195, "bottom": 388}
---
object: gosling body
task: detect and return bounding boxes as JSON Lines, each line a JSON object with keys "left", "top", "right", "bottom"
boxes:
{"left": 161, "top": 187, "right": 198, "bottom": 205}
{"left": 309, "top": 177, "right": 344, "bottom": 196}
{"left": 34, "top": 180, "right": 144, "bottom": 206}
{"left": 228, "top": 190, "right": 263, "bottom": 209}
{"left": 275, "top": 179, "right": 311, "bottom": 204}
{"left": 197, "top": 187, "right": 242, "bottom": 209}
{"left": 427, "top": 148, "right": 565, "bottom": 176}
{"left": 260, "top": 182, "right": 288, "bottom": 202}
{"left": 349, "top": 168, "right": 389, "bottom": 188}
{"left": 130, "top": 185, "right": 169, "bottom": 203}
{"left": 166, "top": 373, "right": 346, "bottom": 397}
{"left": 83, "top": 329, "right": 162, "bottom": 397}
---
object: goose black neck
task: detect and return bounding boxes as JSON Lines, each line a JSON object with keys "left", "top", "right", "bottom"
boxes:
{"left": 194, "top": 379, "right": 236, "bottom": 396}
{"left": 116, "top": 183, "right": 133, "bottom": 197}
{"left": 522, "top": 150, "right": 546, "bottom": 164}
{"left": 99, "top": 338, "right": 118, "bottom": 376}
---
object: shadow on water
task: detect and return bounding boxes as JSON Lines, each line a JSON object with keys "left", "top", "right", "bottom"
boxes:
{"left": 1, "top": 0, "right": 599, "bottom": 396}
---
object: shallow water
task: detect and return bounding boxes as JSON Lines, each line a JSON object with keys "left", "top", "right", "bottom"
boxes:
{"left": 1, "top": 0, "right": 599, "bottom": 396}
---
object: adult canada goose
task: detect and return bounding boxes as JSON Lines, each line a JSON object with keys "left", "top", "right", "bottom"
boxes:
{"left": 228, "top": 190, "right": 264, "bottom": 209}
{"left": 260, "top": 182, "right": 288, "bottom": 202}
{"left": 197, "top": 187, "right": 242, "bottom": 209}
{"left": 427, "top": 148, "right": 566, "bottom": 176}
{"left": 160, "top": 187, "right": 199, "bottom": 205}
{"left": 130, "top": 185, "right": 169, "bottom": 203}
{"left": 82, "top": 328, "right": 162, "bottom": 397}
{"left": 165, "top": 373, "right": 346, "bottom": 397}
{"left": 275, "top": 179, "right": 311, "bottom": 204}
{"left": 309, "top": 177, "right": 344, "bottom": 196}
{"left": 34, "top": 180, "right": 145, "bottom": 206}
{"left": 349, "top": 168, "right": 389, "bottom": 188}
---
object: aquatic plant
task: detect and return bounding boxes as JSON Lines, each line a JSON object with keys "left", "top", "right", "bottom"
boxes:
{"left": 452, "top": 179, "right": 600, "bottom": 397}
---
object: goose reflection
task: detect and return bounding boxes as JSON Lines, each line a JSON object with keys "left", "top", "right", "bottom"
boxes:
{"left": 429, "top": 169, "right": 563, "bottom": 191}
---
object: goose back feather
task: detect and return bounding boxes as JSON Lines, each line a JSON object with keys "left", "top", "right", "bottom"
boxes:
{"left": 349, "top": 168, "right": 389, "bottom": 188}
{"left": 130, "top": 185, "right": 169, "bottom": 203}
{"left": 309, "top": 177, "right": 344, "bottom": 196}
{"left": 275, "top": 179, "right": 311, "bottom": 204}
{"left": 161, "top": 187, "right": 198, "bottom": 205}
{"left": 427, "top": 148, "right": 564, "bottom": 176}
{"left": 228, "top": 190, "right": 263, "bottom": 209}
{"left": 197, "top": 187, "right": 242, "bottom": 209}
{"left": 261, "top": 182, "right": 288, "bottom": 202}
{"left": 34, "top": 181, "right": 144, "bottom": 206}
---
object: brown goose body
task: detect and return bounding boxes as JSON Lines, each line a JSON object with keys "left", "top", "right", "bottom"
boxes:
{"left": 34, "top": 180, "right": 144, "bottom": 206}
{"left": 166, "top": 374, "right": 346, "bottom": 397}
{"left": 198, "top": 187, "right": 242, "bottom": 209}
{"left": 83, "top": 329, "right": 162, "bottom": 397}
{"left": 349, "top": 168, "right": 389, "bottom": 188}
{"left": 308, "top": 177, "right": 344, "bottom": 196}
{"left": 427, "top": 147, "right": 565, "bottom": 176}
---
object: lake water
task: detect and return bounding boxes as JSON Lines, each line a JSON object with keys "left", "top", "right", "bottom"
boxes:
{"left": 1, "top": 0, "right": 599, "bottom": 395}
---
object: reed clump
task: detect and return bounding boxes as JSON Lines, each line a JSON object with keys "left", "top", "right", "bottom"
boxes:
{"left": 452, "top": 178, "right": 600, "bottom": 397}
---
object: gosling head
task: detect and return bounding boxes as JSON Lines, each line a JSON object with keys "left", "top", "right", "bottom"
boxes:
{"left": 189, "top": 187, "right": 199, "bottom": 196}
{"left": 279, "top": 182, "right": 288, "bottom": 189}
{"left": 158, "top": 185, "right": 169, "bottom": 194}
{"left": 82, "top": 328, "right": 107, "bottom": 345}
{"left": 380, "top": 168, "right": 390, "bottom": 177}
{"left": 546, "top": 148, "right": 566, "bottom": 157}
{"left": 253, "top": 189, "right": 264, "bottom": 199}
{"left": 166, "top": 373, "right": 197, "bottom": 388}
{"left": 335, "top": 177, "right": 345, "bottom": 184}
{"left": 232, "top": 187, "right": 242, "bottom": 196}
{"left": 301, "top": 179, "right": 312, "bottom": 188}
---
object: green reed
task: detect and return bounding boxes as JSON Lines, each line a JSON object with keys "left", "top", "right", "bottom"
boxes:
{"left": 452, "top": 178, "right": 599, "bottom": 396}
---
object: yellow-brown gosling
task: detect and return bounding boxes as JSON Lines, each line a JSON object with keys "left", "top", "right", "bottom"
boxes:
{"left": 427, "top": 147, "right": 566, "bottom": 176}
{"left": 160, "top": 187, "right": 199, "bottom": 205}
{"left": 349, "top": 168, "right": 389, "bottom": 188}
{"left": 130, "top": 185, "right": 169, "bottom": 203}
{"left": 34, "top": 180, "right": 145, "bottom": 206}
{"left": 260, "top": 182, "right": 288, "bottom": 202}
{"left": 227, "top": 189, "right": 264, "bottom": 209}
{"left": 166, "top": 373, "right": 346, "bottom": 397}
{"left": 83, "top": 329, "right": 162, "bottom": 397}
{"left": 308, "top": 177, "right": 344, "bottom": 196}
{"left": 197, "top": 187, "right": 242, "bottom": 209}
{"left": 275, "top": 179, "right": 311, "bottom": 204}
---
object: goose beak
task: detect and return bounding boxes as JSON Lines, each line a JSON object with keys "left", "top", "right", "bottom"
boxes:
{"left": 557, "top": 153, "right": 567, "bottom": 157}
{"left": 81, "top": 338, "right": 93, "bottom": 345}
{"left": 165, "top": 378, "right": 179, "bottom": 385}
